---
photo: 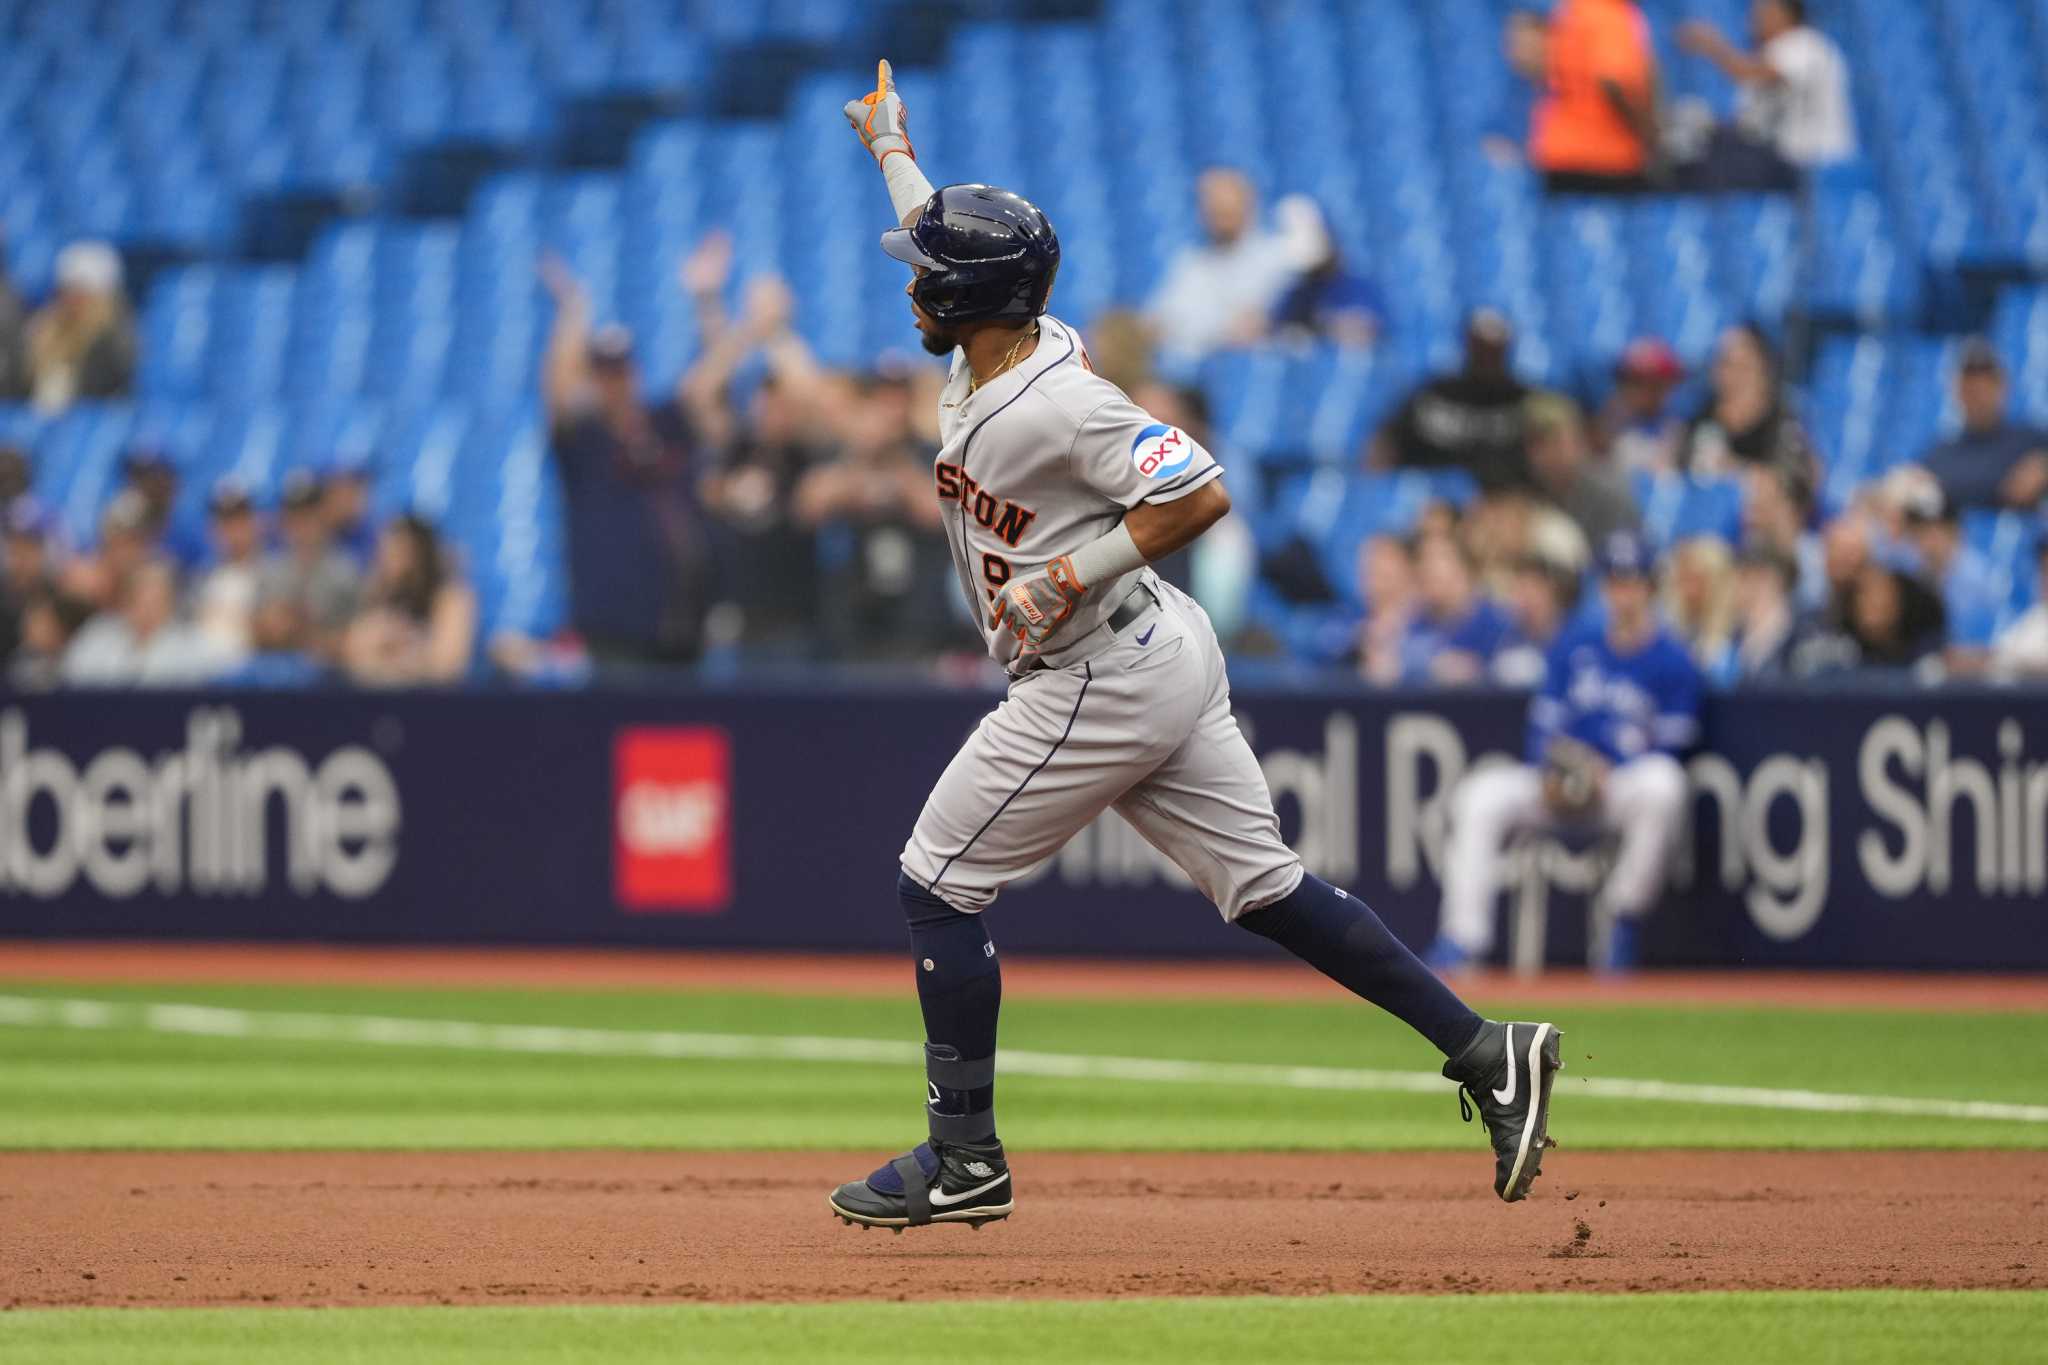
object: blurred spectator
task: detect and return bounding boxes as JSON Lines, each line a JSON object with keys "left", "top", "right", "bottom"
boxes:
{"left": 11, "top": 592, "right": 92, "bottom": 689}
{"left": 0, "top": 244, "right": 28, "bottom": 399}
{"left": 1401, "top": 531, "right": 1515, "bottom": 685}
{"left": 117, "top": 447, "right": 206, "bottom": 569}
{"left": 1526, "top": 393, "right": 1639, "bottom": 546}
{"left": 793, "top": 372, "right": 950, "bottom": 662}
{"left": 218, "top": 597, "right": 327, "bottom": 689}
{"left": 1899, "top": 484, "right": 2005, "bottom": 673}
{"left": 1482, "top": 10, "right": 1549, "bottom": 164}
{"left": 1990, "top": 543, "right": 2048, "bottom": 681}
{"left": 60, "top": 488, "right": 157, "bottom": 610}
{"left": 1415, "top": 499, "right": 1460, "bottom": 542}
{"left": 1145, "top": 168, "right": 1296, "bottom": 363}
{"left": 256, "top": 471, "right": 361, "bottom": 659}
{"left": 1461, "top": 492, "right": 1540, "bottom": 599}
{"left": 1661, "top": 536, "right": 1736, "bottom": 669}
{"left": 1675, "top": 0, "right": 1855, "bottom": 188}
{"left": 1819, "top": 507, "right": 1873, "bottom": 610}
{"left": 1431, "top": 531, "right": 1700, "bottom": 973}
{"left": 342, "top": 514, "right": 478, "bottom": 686}
{"left": 0, "top": 442, "right": 30, "bottom": 504}
{"left": 1914, "top": 339, "right": 2048, "bottom": 513}
{"left": 1084, "top": 310, "right": 1156, "bottom": 397}
{"left": 0, "top": 498, "right": 56, "bottom": 659}
{"left": 191, "top": 480, "right": 264, "bottom": 662}
{"left": 1840, "top": 561, "right": 1945, "bottom": 671}
{"left": 1369, "top": 311, "right": 1533, "bottom": 492}
{"left": 540, "top": 252, "right": 713, "bottom": 668}
{"left": 680, "top": 238, "right": 833, "bottom": 653}
{"left": 1674, "top": 324, "right": 1814, "bottom": 484}
{"left": 62, "top": 559, "right": 220, "bottom": 686}
{"left": 1492, "top": 532, "right": 1585, "bottom": 687}
{"left": 1594, "top": 337, "right": 1686, "bottom": 474}
{"left": 1739, "top": 463, "right": 1825, "bottom": 611}
{"left": 1266, "top": 197, "right": 1381, "bottom": 349}
{"left": 1350, "top": 535, "right": 1417, "bottom": 687}
{"left": 1529, "top": 0, "right": 1659, "bottom": 194}
{"left": 26, "top": 241, "right": 136, "bottom": 411}
{"left": 322, "top": 449, "right": 379, "bottom": 566}
{"left": 1713, "top": 540, "right": 1803, "bottom": 683}
{"left": 699, "top": 372, "right": 826, "bottom": 650}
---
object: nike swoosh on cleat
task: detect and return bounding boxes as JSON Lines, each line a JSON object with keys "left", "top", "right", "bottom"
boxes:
{"left": 1492, "top": 1026, "right": 1518, "bottom": 1106}
{"left": 1136, "top": 625, "right": 1155, "bottom": 646}
{"left": 928, "top": 1174, "right": 1008, "bottom": 1207}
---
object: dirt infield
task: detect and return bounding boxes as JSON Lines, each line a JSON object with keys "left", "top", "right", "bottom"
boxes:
{"left": 5, "top": 942, "right": 2046, "bottom": 1011}
{"left": 4, "top": 1150, "right": 2043, "bottom": 1309}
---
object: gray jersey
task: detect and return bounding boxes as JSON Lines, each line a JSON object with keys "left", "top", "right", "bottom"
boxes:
{"left": 932, "top": 315, "right": 1223, "bottom": 672}
{"left": 903, "top": 316, "right": 1301, "bottom": 923}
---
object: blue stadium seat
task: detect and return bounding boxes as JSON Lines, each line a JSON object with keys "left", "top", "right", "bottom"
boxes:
{"left": 6, "top": 0, "right": 2048, "bottom": 669}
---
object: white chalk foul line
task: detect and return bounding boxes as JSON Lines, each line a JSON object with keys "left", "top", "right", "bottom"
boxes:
{"left": 2, "top": 994, "right": 2045, "bottom": 1125}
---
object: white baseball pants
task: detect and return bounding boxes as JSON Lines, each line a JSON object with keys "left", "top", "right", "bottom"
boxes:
{"left": 1437, "top": 753, "right": 1688, "bottom": 955}
{"left": 901, "top": 581, "right": 1304, "bottom": 921}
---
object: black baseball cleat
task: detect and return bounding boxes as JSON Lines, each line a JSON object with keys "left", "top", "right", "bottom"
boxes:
{"left": 828, "top": 1139, "right": 1013, "bottom": 1231}
{"left": 1443, "top": 1020, "right": 1563, "bottom": 1203}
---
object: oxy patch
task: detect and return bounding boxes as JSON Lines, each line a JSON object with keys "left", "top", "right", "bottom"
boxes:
{"left": 1130, "top": 423, "right": 1193, "bottom": 480}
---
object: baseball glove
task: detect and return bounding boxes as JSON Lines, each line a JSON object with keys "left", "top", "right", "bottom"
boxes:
{"left": 1541, "top": 737, "right": 1607, "bottom": 820}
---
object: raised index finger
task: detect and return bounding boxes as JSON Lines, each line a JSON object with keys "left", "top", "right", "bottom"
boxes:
{"left": 876, "top": 58, "right": 894, "bottom": 98}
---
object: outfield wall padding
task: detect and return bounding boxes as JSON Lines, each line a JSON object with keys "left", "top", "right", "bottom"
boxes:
{"left": 0, "top": 685, "right": 2041, "bottom": 968}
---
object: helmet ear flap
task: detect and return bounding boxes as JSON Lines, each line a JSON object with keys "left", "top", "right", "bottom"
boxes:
{"left": 915, "top": 277, "right": 969, "bottom": 321}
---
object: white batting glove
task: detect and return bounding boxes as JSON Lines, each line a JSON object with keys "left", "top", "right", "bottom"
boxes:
{"left": 843, "top": 58, "right": 915, "bottom": 165}
{"left": 990, "top": 556, "right": 1086, "bottom": 654}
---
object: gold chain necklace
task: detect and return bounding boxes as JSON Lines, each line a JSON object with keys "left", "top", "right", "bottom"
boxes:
{"left": 967, "top": 324, "right": 1039, "bottom": 396}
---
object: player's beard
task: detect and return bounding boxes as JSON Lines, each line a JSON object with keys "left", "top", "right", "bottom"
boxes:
{"left": 918, "top": 324, "right": 959, "bottom": 356}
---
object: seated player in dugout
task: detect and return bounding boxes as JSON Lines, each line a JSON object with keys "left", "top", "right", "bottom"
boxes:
{"left": 825, "top": 61, "right": 1565, "bottom": 1234}
{"left": 1428, "top": 530, "right": 1703, "bottom": 975}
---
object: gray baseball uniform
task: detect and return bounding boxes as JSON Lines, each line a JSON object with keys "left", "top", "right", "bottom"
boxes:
{"left": 899, "top": 314, "right": 1305, "bottom": 918}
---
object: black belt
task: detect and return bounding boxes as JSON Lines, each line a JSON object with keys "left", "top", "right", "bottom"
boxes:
{"left": 1106, "top": 582, "right": 1158, "bottom": 634}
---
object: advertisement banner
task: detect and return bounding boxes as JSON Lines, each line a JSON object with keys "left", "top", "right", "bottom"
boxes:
{"left": 0, "top": 686, "right": 2042, "bottom": 968}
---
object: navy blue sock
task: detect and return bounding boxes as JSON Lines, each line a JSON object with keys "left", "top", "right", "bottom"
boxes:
{"left": 1238, "top": 873, "right": 1484, "bottom": 1058}
{"left": 899, "top": 872, "right": 1000, "bottom": 1143}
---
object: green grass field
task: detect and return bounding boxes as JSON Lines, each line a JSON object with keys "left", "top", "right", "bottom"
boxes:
{"left": 6, "top": 1292, "right": 2045, "bottom": 1365}
{"left": 3, "top": 974, "right": 2044, "bottom": 1363}
{"left": 1, "top": 980, "right": 2044, "bottom": 1150}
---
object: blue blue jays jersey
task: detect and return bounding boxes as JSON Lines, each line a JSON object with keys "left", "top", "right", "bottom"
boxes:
{"left": 1525, "top": 621, "right": 1703, "bottom": 766}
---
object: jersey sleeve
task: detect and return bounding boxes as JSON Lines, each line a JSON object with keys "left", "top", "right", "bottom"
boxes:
{"left": 1762, "top": 30, "right": 1819, "bottom": 89}
{"left": 1069, "top": 393, "right": 1224, "bottom": 510}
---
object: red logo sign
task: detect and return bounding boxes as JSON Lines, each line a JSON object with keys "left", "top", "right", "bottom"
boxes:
{"left": 613, "top": 728, "right": 731, "bottom": 912}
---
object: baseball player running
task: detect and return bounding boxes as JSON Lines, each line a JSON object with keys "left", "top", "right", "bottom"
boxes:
{"left": 827, "top": 62, "right": 1561, "bottom": 1233}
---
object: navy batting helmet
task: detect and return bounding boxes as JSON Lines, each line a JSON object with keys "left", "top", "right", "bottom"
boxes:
{"left": 881, "top": 184, "right": 1060, "bottom": 325}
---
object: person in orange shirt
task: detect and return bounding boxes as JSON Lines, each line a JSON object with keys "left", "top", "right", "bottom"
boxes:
{"left": 1528, "top": 0, "right": 1661, "bottom": 194}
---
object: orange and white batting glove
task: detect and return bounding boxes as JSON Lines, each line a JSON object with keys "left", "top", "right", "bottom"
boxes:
{"left": 990, "top": 556, "right": 1086, "bottom": 654}
{"left": 843, "top": 59, "right": 914, "bottom": 166}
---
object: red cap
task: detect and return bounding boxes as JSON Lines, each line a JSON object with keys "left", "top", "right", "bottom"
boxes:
{"left": 1617, "top": 336, "right": 1683, "bottom": 384}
